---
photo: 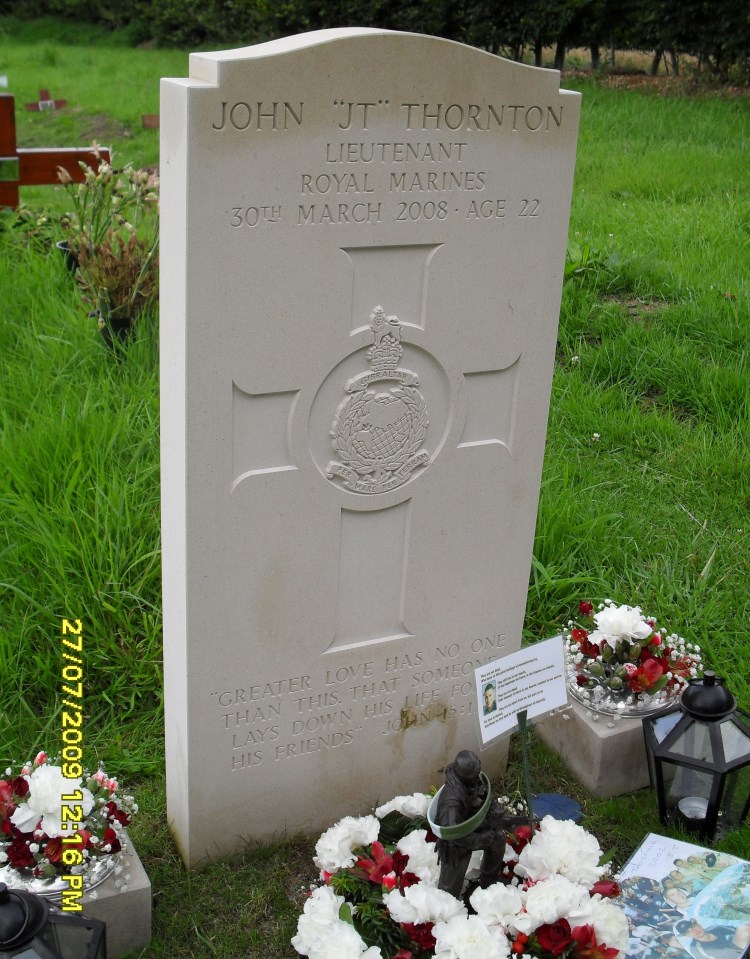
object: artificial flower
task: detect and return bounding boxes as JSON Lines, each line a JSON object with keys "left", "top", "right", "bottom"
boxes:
{"left": 296, "top": 795, "right": 627, "bottom": 959}
{"left": 535, "top": 920, "right": 572, "bottom": 955}
{"left": 564, "top": 599, "right": 701, "bottom": 711}
{"left": 470, "top": 883, "right": 525, "bottom": 927}
{"left": 384, "top": 883, "right": 467, "bottom": 925}
{"left": 314, "top": 815, "right": 380, "bottom": 874}
{"left": 307, "top": 921, "right": 383, "bottom": 959}
{"left": 515, "top": 817, "right": 605, "bottom": 886}
{"left": 292, "top": 885, "right": 348, "bottom": 955}
{"left": 513, "top": 876, "right": 592, "bottom": 936}
{"left": 402, "top": 922, "right": 437, "bottom": 950}
{"left": 433, "top": 914, "right": 510, "bottom": 959}
{"left": 10, "top": 765, "right": 94, "bottom": 838}
{"left": 589, "top": 604, "right": 653, "bottom": 649}
{"left": 569, "top": 924, "right": 619, "bottom": 959}
{"left": 395, "top": 829, "right": 440, "bottom": 885}
{"left": 590, "top": 880, "right": 620, "bottom": 898}
{"left": 375, "top": 793, "right": 431, "bottom": 819}
{"left": 589, "top": 897, "right": 629, "bottom": 953}
{"left": 0, "top": 755, "right": 136, "bottom": 888}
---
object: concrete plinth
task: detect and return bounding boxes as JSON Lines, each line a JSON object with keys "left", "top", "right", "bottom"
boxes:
{"left": 78, "top": 840, "right": 151, "bottom": 959}
{"left": 533, "top": 699, "right": 650, "bottom": 798}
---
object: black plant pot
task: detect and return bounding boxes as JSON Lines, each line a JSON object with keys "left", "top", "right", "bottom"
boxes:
{"left": 55, "top": 239, "right": 79, "bottom": 273}
{"left": 93, "top": 311, "right": 134, "bottom": 350}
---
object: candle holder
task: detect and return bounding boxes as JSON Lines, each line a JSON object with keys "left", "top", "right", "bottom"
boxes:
{"left": 642, "top": 671, "right": 750, "bottom": 841}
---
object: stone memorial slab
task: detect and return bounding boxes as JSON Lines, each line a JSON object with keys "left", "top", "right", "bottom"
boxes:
{"left": 160, "top": 28, "right": 580, "bottom": 867}
{"left": 534, "top": 699, "right": 651, "bottom": 798}
{"left": 78, "top": 839, "right": 152, "bottom": 959}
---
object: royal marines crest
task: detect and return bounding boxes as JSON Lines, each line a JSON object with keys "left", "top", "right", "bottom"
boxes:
{"left": 326, "top": 306, "right": 429, "bottom": 494}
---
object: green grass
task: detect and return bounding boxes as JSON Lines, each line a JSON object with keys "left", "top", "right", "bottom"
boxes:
{"left": 1, "top": 16, "right": 189, "bottom": 182}
{"left": 1, "top": 27, "right": 749, "bottom": 958}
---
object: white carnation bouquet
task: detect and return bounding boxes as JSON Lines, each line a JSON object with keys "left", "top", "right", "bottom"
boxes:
{"left": 293, "top": 790, "right": 628, "bottom": 959}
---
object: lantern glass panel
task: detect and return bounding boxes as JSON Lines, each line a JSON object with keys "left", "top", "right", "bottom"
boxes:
{"left": 36, "top": 915, "right": 105, "bottom": 959}
{"left": 668, "top": 764, "right": 715, "bottom": 806}
{"left": 671, "top": 719, "right": 713, "bottom": 763}
{"left": 721, "top": 765, "right": 750, "bottom": 827}
{"left": 720, "top": 720, "right": 750, "bottom": 764}
{"left": 652, "top": 710, "right": 681, "bottom": 744}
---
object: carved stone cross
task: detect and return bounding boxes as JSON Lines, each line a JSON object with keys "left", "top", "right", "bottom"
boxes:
{"left": 231, "top": 242, "right": 520, "bottom": 653}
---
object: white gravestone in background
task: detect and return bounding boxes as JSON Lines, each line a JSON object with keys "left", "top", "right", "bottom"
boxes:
{"left": 160, "top": 29, "right": 580, "bottom": 866}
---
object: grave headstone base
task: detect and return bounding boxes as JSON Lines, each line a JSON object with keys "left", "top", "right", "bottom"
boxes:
{"left": 534, "top": 698, "right": 650, "bottom": 798}
{"left": 78, "top": 839, "right": 151, "bottom": 959}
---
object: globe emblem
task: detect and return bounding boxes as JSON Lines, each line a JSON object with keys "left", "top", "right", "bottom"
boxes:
{"left": 327, "top": 306, "right": 430, "bottom": 494}
{"left": 352, "top": 392, "right": 413, "bottom": 465}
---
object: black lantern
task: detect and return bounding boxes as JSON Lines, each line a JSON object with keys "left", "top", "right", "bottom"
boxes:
{"left": 0, "top": 883, "right": 106, "bottom": 959}
{"left": 643, "top": 671, "right": 750, "bottom": 841}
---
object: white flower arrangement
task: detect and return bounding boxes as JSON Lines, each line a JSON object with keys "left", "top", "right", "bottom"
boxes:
{"left": 0, "top": 752, "right": 136, "bottom": 894}
{"left": 564, "top": 599, "right": 702, "bottom": 715}
{"left": 515, "top": 816, "right": 605, "bottom": 886}
{"left": 294, "top": 792, "right": 628, "bottom": 959}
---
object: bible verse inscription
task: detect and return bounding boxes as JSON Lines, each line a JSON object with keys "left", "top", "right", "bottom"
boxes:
{"left": 211, "top": 630, "right": 507, "bottom": 771}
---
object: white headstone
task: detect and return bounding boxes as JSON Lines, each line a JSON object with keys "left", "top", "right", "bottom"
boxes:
{"left": 160, "top": 28, "right": 580, "bottom": 866}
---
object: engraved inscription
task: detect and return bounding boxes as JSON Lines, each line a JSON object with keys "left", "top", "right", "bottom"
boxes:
{"left": 230, "top": 206, "right": 282, "bottom": 227}
{"left": 327, "top": 307, "right": 429, "bottom": 494}
{"left": 325, "top": 141, "right": 468, "bottom": 163}
{"left": 298, "top": 202, "right": 383, "bottom": 225}
{"left": 213, "top": 100, "right": 303, "bottom": 131}
{"left": 222, "top": 96, "right": 564, "bottom": 228}
{"left": 334, "top": 99, "right": 388, "bottom": 130}
{"left": 211, "top": 631, "right": 508, "bottom": 771}
{"left": 210, "top": 98, "right": 564, "bottom": 134}
{"left": 400, "top": 102, "right": 563, "bottom": 132}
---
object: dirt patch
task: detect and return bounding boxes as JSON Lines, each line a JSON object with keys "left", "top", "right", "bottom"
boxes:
{"left": 564, "top": 69, "right": 749, "bottom": 98}
{"left": 76, "top": 111, "right": 133, "bottom": 143}
{"left": 603, "top": 295, "right": 671, "bottom": 320}
{"left": 602, "top": 74, "right": 749, "bottom": 97}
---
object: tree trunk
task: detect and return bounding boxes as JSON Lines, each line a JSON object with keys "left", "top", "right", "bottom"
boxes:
{"left": 590, "top": 45, "right": 600, "bottom": 70}
{"left": 670, "top": 50, "right": 680, "bottom": 76}
{"left": 650, "top": 49, "right": 662, "bottom": 76}
{"left": 610, "top": 32, "right": 616, "bottom": 69}
{"left": 554, "top": 38, "right": 566, "bottom": 71}
{"left": 534, "top": 37, "right": 543, "bottom": 67}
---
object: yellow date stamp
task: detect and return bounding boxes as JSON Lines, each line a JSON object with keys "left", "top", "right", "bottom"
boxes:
{"left": 60, "top": 618, "right": 85, "bottom": 911}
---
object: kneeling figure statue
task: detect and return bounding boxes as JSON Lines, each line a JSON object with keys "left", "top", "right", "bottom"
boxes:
{"left": 429, "top": 749, "right": 507, "bottom": 899}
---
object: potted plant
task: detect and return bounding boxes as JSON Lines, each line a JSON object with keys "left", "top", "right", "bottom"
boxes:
{"left": 58, "top": 144, "right": 159, "bottom": 348}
